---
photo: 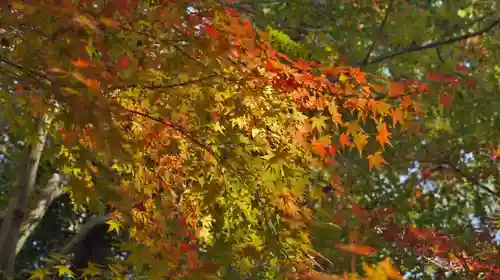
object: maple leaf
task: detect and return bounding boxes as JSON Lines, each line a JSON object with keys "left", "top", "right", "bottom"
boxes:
{"left": 293, "top": 59, "right": 310, "bottom": 70}
{"left": 391, "top": 108, "right": 404, "bottom": 126}
{"left": 55, "top": 265, "right": 75, "bottom": 278}
{"left": 426, "top": 72, "right": 445, "bottom": 81}
{"left": 400, "top": 95, "right": 413, "bottom": 109}
{"left": 328, "top": 144, "right": 338, "bottom": 157}
{"left": 354, "top": 132, "right": 368, "bottom": 155}
{"left": 367, "top": 152, "right": 386, "bottom": 169}
{"left": 328, "top": 102, "right": 343, "bottom": 125}
{"left": 312, "top": 140, "right": 327, "bottom": 156}
{"left": 99, "top": 16, "right": 120, "bottom": 29}
{"left": 106, "top": 219, "right": 121, "bottom": 234}
{"left": 353, "top": 69, "right": 366, "bottom": 83}
{"left": 455, "top": 64, "right": 469, "bottom": 72}
{"left": 81, "top": 262, "right": 101, "bottom": 278}
{"left": 117, "top": 52, "right": 131, "bottom": 69}
{"left": 29, "top": 268, "right": 49, "bottom": 280}
{"left": 418, "top": 82, "right": 431, "bottom": 92}
{"left": 116, "top": 0, "right": 130, "bottom": 16}
{"left": 389, "top": 81, "right": 405, "bottom": 97}
{"left": 206, "top": 25, "right": 219, "bottom": 39}
{"left": 364, "top": 258, "right": 403, "bottom": 280}
{"left": 73, "top": 14, "right": 97, "bottom": 32}
{"left": 339, "top": 74, "right": 348, "bottom": 83}
{"left": 71, "top": 58, "right": 90, "bottom": 69}
{"left": 339, "top": 133, "right": 352, "bottom": 149}
{"left": 375, "top": 122, "right": 392, "bottom": 148}
{"left": 489, "top": 144, "right": 500, "bottom": 159}
{"left": 371, "top": 101, "right": 391, "bottom": 118}
{"left": 337, "top": 244, "right": 376, "bottom": 256}
{"left": 85, "top": 78, "right": 100, "bottom": 91}
{"left": 440, "top": 92, "right": 455, "bottom": 108}
{"left": 345, "top": 122, "right": 360, "bottom": 135}
{"left": 264, "top": 60, "right": 281, "bottom": 72}
{"left": 311, "top": 116, "right": 329, "bottom": 133}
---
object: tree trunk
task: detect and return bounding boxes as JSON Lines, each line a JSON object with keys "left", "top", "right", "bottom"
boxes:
{"left": 0, "top": 115, "right": 51, "bottom": 279}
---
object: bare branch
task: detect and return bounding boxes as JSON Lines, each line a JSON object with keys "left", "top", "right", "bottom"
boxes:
{"left": 364, "top": 18, "right": 500, "bottom": 65}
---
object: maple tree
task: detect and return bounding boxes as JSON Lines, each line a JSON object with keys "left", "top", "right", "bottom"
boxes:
{"left": 0, "top": 0, "right": 498, "bottom": 280}
{"left": 240, "top": 0, "right": 500, "bottom": 279}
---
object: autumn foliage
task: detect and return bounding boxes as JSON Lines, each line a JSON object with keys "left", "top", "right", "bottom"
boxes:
{"left": 0, "top": 0, "right": 499, "bottom": 279}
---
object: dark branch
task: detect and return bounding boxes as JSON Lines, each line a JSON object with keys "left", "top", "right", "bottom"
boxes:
{"left": 60, "top": 215, "right": 112, "bottom": 255}
{"left": 360, "top": 0, "right": 394, "bottom": 65}
{"left": 364, "top": 18, "right": 500, "bottom": 65}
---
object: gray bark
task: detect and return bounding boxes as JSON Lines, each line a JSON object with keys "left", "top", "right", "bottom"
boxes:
{"left": 0, "top": 115, "right": 51, "bottom": 278}
{"left": 15, "top": 173, "right": 64, "bottom": 254}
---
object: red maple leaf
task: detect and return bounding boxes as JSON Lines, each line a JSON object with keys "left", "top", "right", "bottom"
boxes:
{"left": 440, "top": 92, "right": 455, "bottom": 108}
{"left": 117, "top": 52, "right": 131, "bottom": 69}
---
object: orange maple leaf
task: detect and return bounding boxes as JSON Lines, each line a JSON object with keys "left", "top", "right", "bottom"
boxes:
{"left": 71, "top": 58, "right": 90, "bottom": 69}
{"left": 391, "top": 108, "right": 404, "bottom": 126}
{"left": 353, "top": 69, "right": 366, "bottom": 84}
{"left": 367, "top": 152, "right": 386, "bottom": 169}
{"left": 293, "top": 59, "right": 310, "bottom": 70}
{"left": 337, "top": 244, "right": 377, "bottom": 256}
{"left": 85, "top": 79, "right": 100, "bottom": 91}
{"left": 400, "top": 95, "right": 413, "bottom": 109}
{"left": 389, "top": 81, "right": 404, "bottom": 97}
{"left": 376, "top": 122, "right": 391, "bottom": 148}
{"left": 339, "top": 133, "right": 352, "bottom": 149}
{"left": 312, "top": 139, "right": 327, "bottom": 156}
{"left": 488, "top": 144, "right": 500, "bottom": 159}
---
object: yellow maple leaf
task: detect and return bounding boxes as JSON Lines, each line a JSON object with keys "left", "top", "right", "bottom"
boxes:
{"left": 378, "top": 258, "right": 403, "bottom": 279}
{"left": 29, "top": 268, "right": 49, "bottom": 280}
{"left": 367, "top": 152, "right": 386, "bottom": 169}
{"left": 81, "top": 262, "right": 102, "bottom": 278}
{"left": 364, "top": 258, "right": 403, "bottom": 280}
{"left": 106, "top": 219, "right": 121, "bottom": 234}
{"left": 354, "top": 132, "right": 368, "bottom": 155}
{"left": 99, "top": 16, "right": 120, "bottom": 29}
{"left": 346, "top": 122, "right": 361, "bottom": 135}
{"left": 371, "top": 101, "right": 391, "bottom": 118}
{"left": 55, "top": 265, "right": 75, "bottom": 278}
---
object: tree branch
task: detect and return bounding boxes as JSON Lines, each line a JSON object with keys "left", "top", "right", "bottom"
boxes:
{"left": 60, "top": 215, "right": 112, "bottom": 255}
{"left": 15, "top": 173, "right": 65, "bottom": 254}
{"left": 364, "top": 18, "right": 500, "bottom": 65}
{"left": 360, "top": 0, "right": 394, "bottom": 65}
